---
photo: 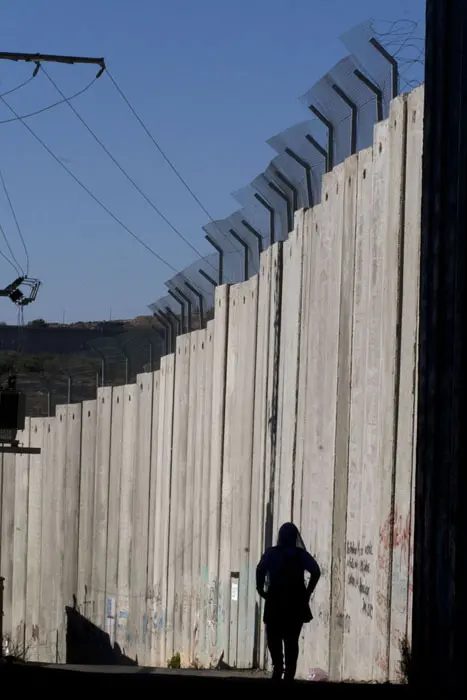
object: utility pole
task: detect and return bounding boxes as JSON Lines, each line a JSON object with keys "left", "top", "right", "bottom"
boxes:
{"left": 0, "top": 49, "right": 106, "bottom": 303}
{"left": 0, "top": 51, "right": 105, "bottom": 456}
{"left": 0, "top": 51, "right": 105, "bottom": 76}
{"left": 412, "top": 0, "right": 467, "bottom": 688}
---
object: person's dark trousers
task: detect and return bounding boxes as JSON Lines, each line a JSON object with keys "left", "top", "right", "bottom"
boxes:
{"left": 266, "top": 620, "right": 303, "bottom": 680}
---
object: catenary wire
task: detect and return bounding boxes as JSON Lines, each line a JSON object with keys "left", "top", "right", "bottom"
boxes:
{"left": 0, "top": 92, "right": 181, "bottom": 275}
{"left": 0, "top": 215, "right": 23, "bottom": 275}
{"left": 0, "top": 240, "right": 22, "bottom": 275}
{"left": 0, "top": 73, "right": 36, "bottom": 99}
{"left": 41, "top": 67, "right": 217, "bottom": 268}
{"left": 0, "top": 75, "right": 98, "bottom": 124}
{"left": 0, "top": 163, "right": 30, "bottom": 275}
{"left": 105, "top": 68, "right": 241, "bottom": 256}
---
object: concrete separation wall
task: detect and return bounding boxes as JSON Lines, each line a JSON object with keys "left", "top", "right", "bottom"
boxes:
{"left": 0, "top": 86, "right": 424, "bottom": 681}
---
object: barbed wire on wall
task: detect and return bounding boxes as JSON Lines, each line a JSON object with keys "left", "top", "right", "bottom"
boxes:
{"left": 370, "top": 19, "right": 425, "bottom": 91}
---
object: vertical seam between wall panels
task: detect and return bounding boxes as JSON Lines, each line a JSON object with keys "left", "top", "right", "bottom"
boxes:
{"left": 386, "top": 97, "right": 409, "bottom": 677}
{"left": 267, "top": 242, "right": 284, "bottom": 552}
{"left": 291, "top": 233, "right": 305, "bottom": 521}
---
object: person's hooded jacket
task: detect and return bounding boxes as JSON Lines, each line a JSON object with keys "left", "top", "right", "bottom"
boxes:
{"left": 256, "top": 523, "right": 321, "bottom": 625}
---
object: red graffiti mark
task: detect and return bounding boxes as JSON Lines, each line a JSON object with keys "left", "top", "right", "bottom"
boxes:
{"left": 393, "top": 509, "right": 410, "bottom": 550}
{"left": 375, "top": 650, "right": 388, "bottom": 673}
{"left": 379, "top": 505, "right": 411, "bottom": 563}
{"left": 379, "top": 514, "right": 392, "bottom": 549}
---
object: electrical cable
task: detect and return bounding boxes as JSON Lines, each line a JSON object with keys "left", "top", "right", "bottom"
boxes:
{"left": 0, "top": 92, "right": 180, "bottom": 274}
{"left": 0, "top": 76, "right": 98, "bottom": 124}
{"left": 0, "top": 217, "right": 23, "bottom": 275}
{"left": 105, "top": 68, "right": 241, "bottom": 256}
{"left": 0, "top": 164, "right": 29, "bottom": 275}
{"left": 0, "top": 74, "right": 35, "bottom": 99}
{"left": 0, "top": 243, "right": 21, "bottom": 275}
{"left": 42, "top": 67, "right": 212, "bottom": 266}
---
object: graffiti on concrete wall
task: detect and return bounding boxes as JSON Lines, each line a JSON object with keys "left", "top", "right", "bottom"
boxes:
{"left": 346, "top": 540, "right": 373, "bottom": 619}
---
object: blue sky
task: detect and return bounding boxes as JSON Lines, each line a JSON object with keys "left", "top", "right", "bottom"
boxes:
{"left": 0, "top": 0, "right": 425, "bottom": 324}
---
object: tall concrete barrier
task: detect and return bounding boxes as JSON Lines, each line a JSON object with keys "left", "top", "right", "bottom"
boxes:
{"left": 206, "top": 286, "right": 228, "bottom": 666}
{"left": 343, "top": 144, "right": 375, "bottom": 680}
{"left": 250, "top": 245, "right": 279, "bottom": 670}
{"left": 0, "top": 86, "right": 423, "bottom": 681}
{"left": 78, "top": 401, "right": 97, "bottom": 620}
{"left": 26, "top": 419, "right": 44, "bottom": 661}
{"left": 38, "top": 417, "right": 54, "bottom": 662}
{"left": 168, "top": 335, "right": 191, "bottom": 662}
{"left": 235, "top": 276, "right": 258, "bottom": 670}
{"left": 219, "top": 277, "right": 258, "bottom": 668}
{"left": 116, "top": 384, "right": 137, "bottom": 654}
{"left": 294, "top": 207, "right": 314, "bottom": 680}
{"left": 51, "top": 405, "right": 67, "bottom": 661}
{"left": 1, "top": 451, "right": 16, "bottom": 654}
{"left": 190, "top": 328, "right": 206, "bottom": 665}
{"left": 303, "top": 164, "right": 345, "bottom": 675}
{"left": 182, "top": 331, "right": 199, "bottom": 664}
{"left": 146, "top": 369, "right": 160, "bottom": 663}
{"left": 12, "top": 420, "right": 30, "bottom": 651}
{"left": 329, "top": 154, "right": 358, "bottom": 681}
{"left": 275, "top": 217, "right": 304, "bottom": 531}
{"left": 63, "top": 405, "right": 82, "bottom": 624}
{"left": 157, "top": 354, "right": 175, "bottom": 666}
{"left": 103, "top": 386, "right": 121, "bottom": 641}
{"left": 388, "top": 85, "right": 424, "bottom": 680}
{"left": 129, "top": 372, "right": 153, "bottom": 663}
{"left": 198, "top": 322, "right": 214, "bottom": 667}
{"left": 218, "top": 283, "right": 240, "bottom": 666}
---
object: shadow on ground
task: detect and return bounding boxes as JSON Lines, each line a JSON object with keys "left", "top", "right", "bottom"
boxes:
{"left": 0, "top": 662, "right": 413, "bottom": 693}
{"left": 1, "top": 602, "right": 412, "bottom": 692}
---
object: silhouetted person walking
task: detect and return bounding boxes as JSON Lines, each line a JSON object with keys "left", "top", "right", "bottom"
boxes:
{"left": 256, "top": 522, "right": 320, "bottom": 681}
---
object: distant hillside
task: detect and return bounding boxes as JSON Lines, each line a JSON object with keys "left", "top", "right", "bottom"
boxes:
{"left": 0, "top": 316, "right": 163, "bottom": 355}
{"left": 0, "top": 316, "right": 166, "bottom": 417}
{"left": 0, "top": 312, "right": 211, "bottom": 416}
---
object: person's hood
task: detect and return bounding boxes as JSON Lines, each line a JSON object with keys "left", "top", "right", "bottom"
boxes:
{"left": 277, "top": 522, "right": 305, "bottom": 549}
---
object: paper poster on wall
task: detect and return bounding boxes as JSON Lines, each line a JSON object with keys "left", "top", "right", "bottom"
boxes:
{"left": 231, "top": 580, "right": 239, "bottom": 602}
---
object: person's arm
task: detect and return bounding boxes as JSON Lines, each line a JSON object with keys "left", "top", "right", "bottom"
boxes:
{"left": 256, "top": 551, "right": 269, "bottom": 599}
{"left": 303, "top": 552, "right": 321, "bottom": 600}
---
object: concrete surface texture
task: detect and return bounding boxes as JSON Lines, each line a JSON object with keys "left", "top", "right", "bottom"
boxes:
{"left": 0, "top": 86, "right": 423, "bottom": 682}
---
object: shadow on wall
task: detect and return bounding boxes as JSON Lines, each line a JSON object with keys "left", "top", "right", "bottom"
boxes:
{"left": 253, "top": 602, "right": 261, "bottom": 668}
{"left": 65, "top": 604, "right": 137, "bottom": 666}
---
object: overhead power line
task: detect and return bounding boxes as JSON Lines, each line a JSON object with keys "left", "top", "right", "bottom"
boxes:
{"left": 0, "top": 53, "right": 104, "bottom": 316}
{"left": 0, "top": 52, "right": 228, "bottom": 288}
{"left": 0, "top": 75, "right": 98, "bottom": 125}
{"left": 0, "top": 233, "right": 22, "bottom": 275}
{"left": 42, "top": 67, "right": 209, "bottom": 263}
{"left": 0, "top": 92, "right": 179, "bottom": 274}
{"left": 105, "top": 68, "right": 240, "bottom": 255}
{"left": 0, "top": 74, "right": 36, "bottom": 99}
{"left": 0, "top": 164, "right": 30, "bottom": 275}
{"left": 0, "top": 211, "right": 23, "bottom": 276}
